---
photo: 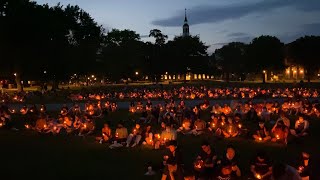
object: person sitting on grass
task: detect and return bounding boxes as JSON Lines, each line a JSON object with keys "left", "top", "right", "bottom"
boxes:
{"left": 45, "top": 118, "right": 61, "bottom": 135}
{"left": 192, "top": 118, "right": 206, "bottom": 136}
{"left": 214, "top": 161, "right": 236, "bottom": 180}
{"left": 62, "top": 116, "right": 74, "bottom": 133}
{"left": 78, "top": 117, "right": 95, "bottom": 136}
{"left": 219, "top": 145, "right": 241, "bottom": 178}
{"left": 250, "top": 151, "right": 272, "bottom": 180}
{"left": 297, "top": 152, "right": 311, "bottom": 180}
{"left": 290, "top": 114, "right": 309, "bottom": 138}
{"left": 271, "top": 120, "right": 289, "bottom": 144}
{"left": 35, "top": 116, "right": 47, "bottom": 133}
{"left": 260, "top": 107, "right": 271, "bottom": 121}
{"left": 126, "top": 123, "right": 142, "bottom": 147}
{"left": 96, "top": 123, "right": 112, "bottom": 144}
{"left": 208, "top": 115, "right": 223, "bottom": 137}
{"left": 114, "top": 122, "right": 128, "bottom": 143}
{"left": 154, "top": 124, "right": 177, "bottom": 149}
{"left": 272, "top": 162, "right": 301, "bottom": 180}
{"left": 253, "top": 120, "right": 271, "bottom": 142}
{"left": 72, "top": 115, "right": 83, "bottom": 131}
{"left": 194, "top": 141, "right": 218, "bottom": 180}
{"left": 161, "top": 140, "right": 183, "bottom": 180}
{"left": 177, "top": 118, "right": 192, "bottom": 134}
{"left": 142, "top": 124, "right": 153, "bottom": 145}
{"left": 272, "top": 112, "right": 290, "bottom": 131}
{"left": 222, "top": 117, "right": 239, "bottom": 138}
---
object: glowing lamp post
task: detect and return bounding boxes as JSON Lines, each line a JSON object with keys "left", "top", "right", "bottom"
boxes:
{"left": 262, "top": 70, "right": 267, "bottom": 83}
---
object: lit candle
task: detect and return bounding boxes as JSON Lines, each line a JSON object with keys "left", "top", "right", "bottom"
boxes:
{"left": 0, "top": 122, "right": 3, "bottom": 127}
{"left": 25, "top": 124, "right": 30, "bottom": 129}
{"left": 53, "top": 126, "right": 57, "bottom": 131}
{"left": 238, "top": 124, "right": 242, "bottom": 129}
{"left": 164, "top": 138, "right": 167, "bottom": 142}
{"left": 212, "top": 123, "right": 215, "bottom": 128}
{"left": 221, "top": 122, "right": 224, "bottom": 126}
{"left": 276, "top": 135, "right": 280, "bottom": 139}
{"left": 84, "top": 124, "right": 87, "bottom": 129}
{"left": 44, "top": 125, "right": 47, "bottom": 128}
{"left": 259, "top": 137, "right": 262, "bottom": 141}
{"left": 256, "top": 174, "right": 261, "bottom": 179}
{"left": 299, "top": 166, "right": 304, "bottom": 172}
{"left": 115, "top": 132, "right": 119, "bottom": 138}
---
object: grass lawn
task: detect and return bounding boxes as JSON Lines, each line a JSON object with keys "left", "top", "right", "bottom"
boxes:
{"left": 1, "top": 109, "right": 319, "bottom": 179}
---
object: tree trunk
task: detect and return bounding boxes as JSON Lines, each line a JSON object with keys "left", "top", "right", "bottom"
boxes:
{"left": 225, "top": 72, "right": 230, "bottom": 83}
{"left": 306, "top": 67, "right": 311, "bottom": 83}
{"left": 262, "top": 73, "right": 266, "bottom": 83}
{"left": 51, "top": 80, "right": 59, "bottom": 91}
{"left": 15, "top": 74, "right": 23, "bottom": 92}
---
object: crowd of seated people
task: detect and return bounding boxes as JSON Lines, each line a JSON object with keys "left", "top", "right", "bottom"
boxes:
{"left": 0, "top": 96, "right": 317, "bottom": 179}
{"left": 162, "top": 141, "right": 308, "bottom": 180}
{"left": 68, "top": 86, "right": 320, "bottom": 102}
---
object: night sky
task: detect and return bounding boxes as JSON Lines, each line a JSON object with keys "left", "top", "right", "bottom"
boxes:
{"left": 34, "top": 0, "right": 320, "bottom": 53}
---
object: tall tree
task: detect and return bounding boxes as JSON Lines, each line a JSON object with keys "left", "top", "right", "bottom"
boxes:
{"left": 0, "top": 1, "right": 103, "bottom": 91}
{"left": 101, "top": 29, "right": 144, "bottom": 80}
{"left": 149, "top": 29, "right": 168, "bottom": 46}
{"left": 165, "top": 35, "right": 209, "bottom": 74}
{"left": 215, "top": 42, "right": 247, "bottom": 82}
{"left": 287, "top": 36, "right": 320, "bottom": 82}
{"left": 147, "top": 29, "right": 168, "bottom": 81}
{"left": 247, "top": 35, "right": 285, "bottom": 83}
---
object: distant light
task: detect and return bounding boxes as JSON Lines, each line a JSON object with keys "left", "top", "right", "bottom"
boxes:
{"left": 91, "top": 75, "right": 94, "bottom": 78}
{"left": 286, "top": 70, "right": 290, "bottom": 74}
{"left": 44, "top": 71, "right": 47, "bottom": 74}
{"left": 14, "top": 73, "right": 17, "bottom": 76}
{"left": 94, "top": 78, "right": 97, "bottom": 81}
{"left": 300, "top": 70, "right": 303, "bottom": 74}
{"left": 294, "top": 70, "right": 297, "bottom": 73}
{"left": 87, "top": 77, "right": 90, "bottom": 80}
{"left": 263, "top": 70, "right": 266, "bottom": 74}
{"left": 74, "top": 74, "right": 77, "bottom": 76}
{"left": 165, "top": 72, "right": 168, "bottom": 75}
{"left": 135, "top": 72, "right": 139, "bottom": 75}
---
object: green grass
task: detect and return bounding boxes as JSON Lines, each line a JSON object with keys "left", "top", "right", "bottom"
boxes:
{"left": 1, "top": 109, "right": 319, "bottom": 179}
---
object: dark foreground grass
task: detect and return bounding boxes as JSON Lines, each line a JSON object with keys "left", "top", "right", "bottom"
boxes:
{"left": 1, "top": 110, "right": 320, "bottom": 179}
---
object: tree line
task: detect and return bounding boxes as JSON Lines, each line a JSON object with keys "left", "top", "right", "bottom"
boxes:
{"left": 1, "top": 0, "right": 320, "bottom": 91}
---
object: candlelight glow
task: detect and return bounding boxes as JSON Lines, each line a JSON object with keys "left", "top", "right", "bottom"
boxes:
{"left": 256, "top": 174, "right": 262, "bottom": 179}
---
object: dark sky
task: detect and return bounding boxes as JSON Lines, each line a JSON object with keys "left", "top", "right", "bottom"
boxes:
{"left": 34, "top": 0, "right": 320, "bottom": 53}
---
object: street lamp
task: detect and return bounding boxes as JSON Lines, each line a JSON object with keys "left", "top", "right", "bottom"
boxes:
{"left": 262, "top": 70, "right": 266, "bottom": 83}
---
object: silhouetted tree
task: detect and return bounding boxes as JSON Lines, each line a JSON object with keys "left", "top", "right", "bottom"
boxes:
{"left": 215, "top": 42, "right": 247, "bottom": 82}
{"left": 287, "top": 36, "right": 320, "bottom": 82}
{"left": 247, "top": 35, "right": 285, "bottom": 83}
